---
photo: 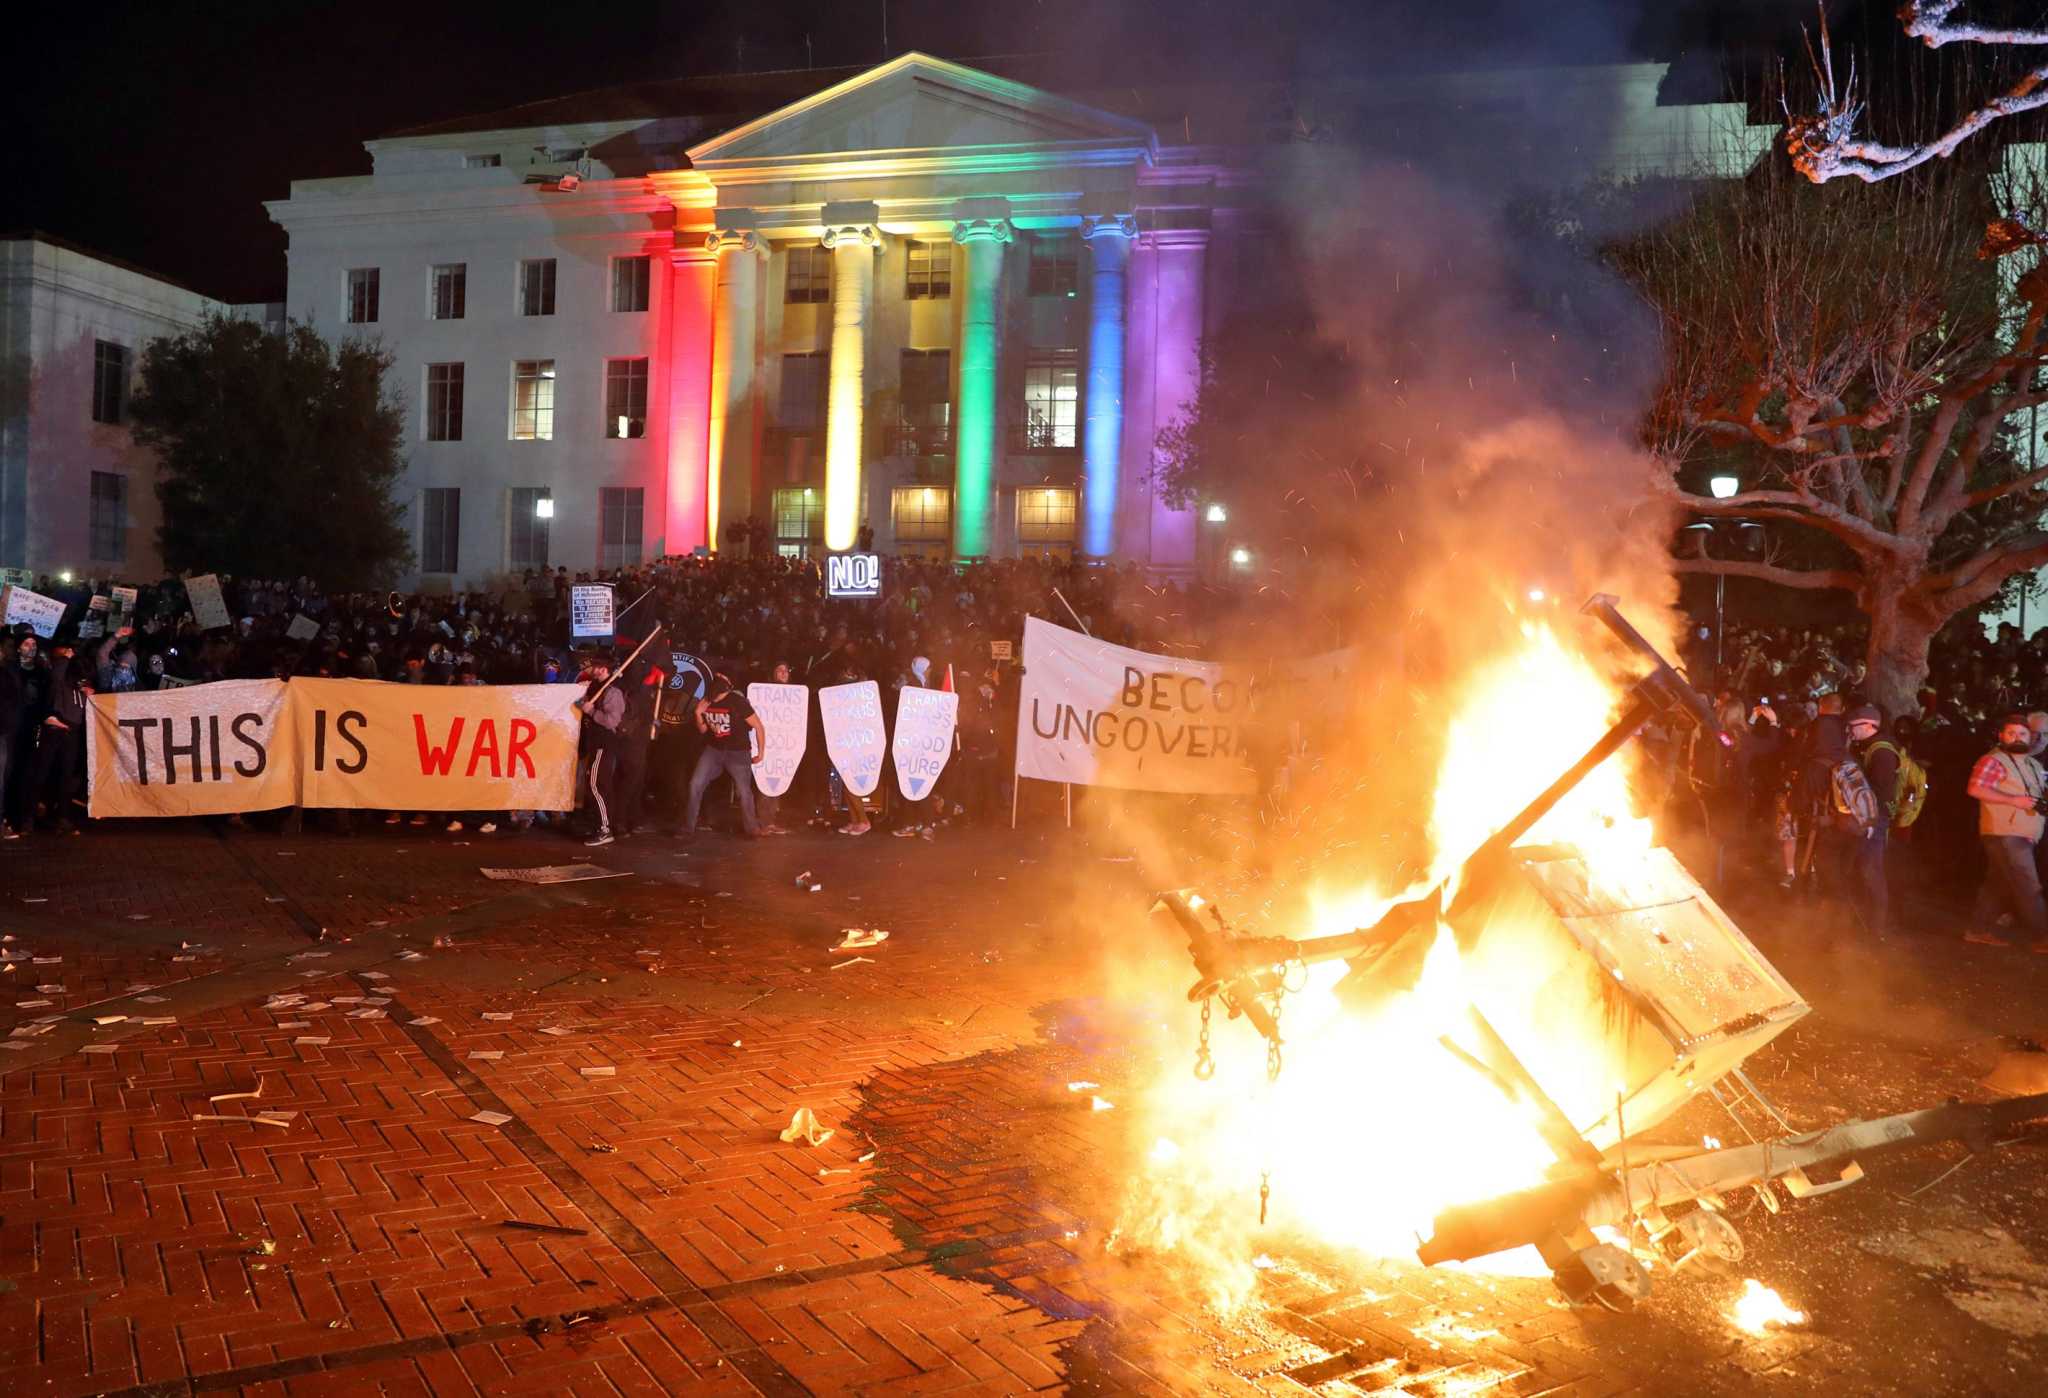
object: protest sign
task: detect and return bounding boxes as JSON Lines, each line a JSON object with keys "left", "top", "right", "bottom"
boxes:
{"left": 818, "top": 680, "right": 886, "bottom": 797}
{"left": 286, "top": 614, "right": 320, "bottom": 641}
{"left": 893, "top": 687, "right": 958, "bottom": 801}
{"left": 78, "top": 618, "right": 105, "bottom": 640}
{"left": 989, "top": 640, "right": 1013, "bottom": 662}
{"left": 87, "top": 679, "right": 299, "bottom": 818}
{"left": 88, "top": 594, "right": 110, "bottom": 615}
{"left": 111, "top": 585, "right": 138, "bottom": 617}
{"left": 825, "top": 553, "right": 882, "bottom": 598}
{"left": 747, "top": 683, "right": 809, "bottom": 797}
{"left": 570, "top": 584, "right": 614, "bottom": 639}
{"left": 1, "top": 584, "right": 66, "bottom": 638}
{"left": 0, "top": 567, "right": 33, "bottom": 588}
{"left": 186, "top": 574, "right": 231, "bottom": 630}
{"left": 155, "top": 675, "right": 198, "bottom": 690}
{"left": 1014, "top": 616, "right": 1255, "bottom": 795}
{"left": 292, "top": 678, "right": 582, "bottom": 812}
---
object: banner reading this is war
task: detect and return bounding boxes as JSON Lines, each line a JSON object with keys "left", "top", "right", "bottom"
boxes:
{"left": 1014, "top": 616, "right": 1256, "bottom": 795}
{"left": 87, "top": 679, "right": 300, "bottom": 817}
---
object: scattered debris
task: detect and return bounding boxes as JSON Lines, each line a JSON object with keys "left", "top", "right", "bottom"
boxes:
{"left": 579, "top": 1066, "right": 616, "bottom": 1078}
{"left": 468, "top": 1050, "right": 504, "bottom": 1061}
{"left": 409, "top": 1016, "right": 440, "bottom": 1026}
{"left": 1066, "top": 1081, "right": 1100, "bottom": 1092}
{"left": 835, "top": 928, "right": 889, "bottom": 951}
{"left": 830, "top": 957, "right": 874, "bottom": 970}
{"left": 779, "top": 1107, "right": 834, "bottom": 1147}
{"left": 481, "top": 1012, "right": 514, "bottom": 1021}
{"left": 480, "top": 864, "right": 626, "bottom": 884}
{"left": 469, "top": 1109, "right": 514, "bottom": 1127}
{"left": 209, "top": 1082, "right": 265, "bottom": 1103}
{"left": 500, "top": 1220, "right": 588, "bottom": 1237}
{"left": 193, "top": 1114, "right": 288, "bottom": 1128}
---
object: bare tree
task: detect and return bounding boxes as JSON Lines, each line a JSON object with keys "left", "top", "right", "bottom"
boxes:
{"left": 1613, "top": 155, "right": 2048, "bottom": 715}
{"left": 1790, "top": 2, "right": 2048, "bottom": 183}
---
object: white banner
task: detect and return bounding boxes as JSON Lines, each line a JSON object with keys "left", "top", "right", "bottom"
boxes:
{"left": 1015, "top": 616, "right": 1255, "bottom": 794}
{"left": 893, "top": 687, "right": 958, "bottom": 801}
{"left": 286, "top": 614, "right": 320, "bottom": 641}
{"left": 88, "top": 678, "right": 299, "bottom": 817}
{"left": 187, "top": 574, "right": 231, "bottom": 630}
{"left": 1, "top": 584, "right": 66, "bottom": 639}
{"left": 747, "top": 682, "right": 809, "bottom": 797}
{"left": 818, "top": 680, "right": 886, "bottom": 797}
{"left": 570, "top": 584, "right": 614, "bottom": 638}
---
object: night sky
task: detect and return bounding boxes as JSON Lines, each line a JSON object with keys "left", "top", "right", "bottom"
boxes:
{"left": 11, "top": 1, "right": 1854, "bottom": 304}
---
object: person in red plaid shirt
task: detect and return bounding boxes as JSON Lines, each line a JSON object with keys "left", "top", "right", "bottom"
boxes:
{"left": 1965, "top": 714, "right": 2048, "bottom": 951}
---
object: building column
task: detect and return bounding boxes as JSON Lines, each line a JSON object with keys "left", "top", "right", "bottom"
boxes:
{"left": 952, "top": 204, "right": 1013, "bottom": 560}
{"left": 1145, "top": 227, "right": 1209, "bottom": 573}
{"left": 1080, "top": 214, "right": 1135, "bottom": 559}
{"left": 705, "top": 223, "right": 765, "bottom": 554}
{"left": 663, "top": 236, "right": 716, "bottom": 555}
{"left": 821, "top": 203, "right": 881, "bottom": 553}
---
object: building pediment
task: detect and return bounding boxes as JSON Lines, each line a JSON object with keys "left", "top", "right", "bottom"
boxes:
{"left": 687, "top": 52, "right": 1156, "bottom": 172}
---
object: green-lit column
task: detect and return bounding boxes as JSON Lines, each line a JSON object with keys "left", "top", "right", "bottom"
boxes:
{"left": 951, "top": 212, "right": 1012, "bottom": 560}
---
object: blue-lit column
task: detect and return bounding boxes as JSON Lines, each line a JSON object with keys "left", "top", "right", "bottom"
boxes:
{"left": 952, "top": 206, "right": 1013, "bottom": 560}
{"left": 1080, "top": 214, "right": 1135, "bottom": 559}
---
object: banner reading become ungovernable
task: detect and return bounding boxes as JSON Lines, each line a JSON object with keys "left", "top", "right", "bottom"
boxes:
{"left": 1014, "top": 616, "right": 1255, "bottom": 795}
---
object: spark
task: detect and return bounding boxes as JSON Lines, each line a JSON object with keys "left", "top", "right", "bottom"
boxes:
{"left": 1730, "top": 1279, "right": 1806, "bottom": 1335}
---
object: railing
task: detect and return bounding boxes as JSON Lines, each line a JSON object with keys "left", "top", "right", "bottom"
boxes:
{"left": 880, "top": 420, "right": 953, "bottom": 458}
{"left": 1007, "top": 418, "right": 1079, "bottom": 452}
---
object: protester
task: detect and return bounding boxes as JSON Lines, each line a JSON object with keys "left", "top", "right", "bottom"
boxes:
{"left": 681, "top": 672, "right": 763, "bottom": 839}
{"left": 576, "top": 652, "right": 626, "bottom": 847}
{"left": 1964, "top": 714, "right": 2048, "bottom": 951}
{"left": 1841, "top": 704, "right": 1895, "bottom": 936}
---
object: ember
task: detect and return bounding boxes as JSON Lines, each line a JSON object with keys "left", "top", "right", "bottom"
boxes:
{"left": 1730, "top": 1279, "right": 1806, "bottom": 1334}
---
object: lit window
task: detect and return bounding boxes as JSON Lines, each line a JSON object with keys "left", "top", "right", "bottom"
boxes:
{"left": 892, "top": 487, "right": 952, "bottom": 543}
{"left": 785, "top": 245, "right": 830, "bottom": 304}
{"left": 464, "top": 153, "right": 502, "bottom": 169}
{"left": 1020, "top": 349, "right": 1079, "bottom": 449}
{"left": 599, "top": 487, "right": 643, "bottom": 568}
{"left": 611, "top": 255, "right": 650, "bottom": 313}
{"left": 1017, "top": 488, "right": 1077, "bottom": 543}
{"left": 1027, "top": 235, "right": 1078, "bottom": 297}
{"left": 519, "top": 259, "right": 556, "bottom": 316}
{"left": 508, "top": 487, "right": 550, "bottom": 568}
{"left": 421, "top": 488, "right": 461, "bottom": 573}
{"left": 346, "top": 267, "right": 380, "bottom": 324}
{"left": 424, "top": 363, "right": 464, "bottom": 441}
{"left": 605, "top": 359, "right": 648, "bottom": 438}
{"left": 511, "top": 360, "right": 555, "bottom": 440}
{"left": 906, "top": 241, "right": 951, "bottom": 299}
{"left": 89, "top": 471, "right": 127, "bottom": 563}
{"left": 773, "top": 487, "right": 824, "bottom": 546}
{"left": 91, "top": 341, "right": 128, "bottom": 424}
{"left": 429, "top": 263, "right": 466, "bottom": 320}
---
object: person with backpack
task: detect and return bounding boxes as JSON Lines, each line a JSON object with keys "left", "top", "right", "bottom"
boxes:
{"left": 1964, "top": 713, "right": 2048, "bottom": 951}
{"left": 1841, "top": 705, "right": 1896, "bottom": 936}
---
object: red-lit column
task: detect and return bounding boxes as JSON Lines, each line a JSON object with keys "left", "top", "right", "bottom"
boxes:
{"left": 664, "top": 234, "right": 715, "bottom": 555}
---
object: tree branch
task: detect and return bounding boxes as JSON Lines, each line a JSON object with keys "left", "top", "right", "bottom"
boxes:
{"left": 1927, "top": 532, "right": 2048, "bottom": 613}
{"left": 1672, "top": 556, "right": 1861, "bottom": 591}
{"left": 1661, "top": 482, "right": 1905, "bottom": 555}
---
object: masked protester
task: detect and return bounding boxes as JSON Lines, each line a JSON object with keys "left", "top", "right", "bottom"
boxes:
{"left": 680, "top": 672, "right": 763, "bottom": 838}
{"left": 1965, "top": 713, "right": 2048, "bottom": 951}
{"left": 575, "top": 653, "right": 626, "bottom": 846}
{"left": 1840, "top": 705, "right": 1895, "bottom": 937}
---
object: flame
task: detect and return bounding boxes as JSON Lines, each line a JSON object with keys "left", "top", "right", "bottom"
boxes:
{"left": 1730, "top": 1279, "right": 1807, "bottom": 1334}
{"left": 1117, "top": 620, "right": 1652, "bottom": 1299}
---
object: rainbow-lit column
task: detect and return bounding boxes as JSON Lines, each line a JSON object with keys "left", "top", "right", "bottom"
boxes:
{"left": 1080, "top": 214, "right": 1135, "bottom": 558}
{"left": 951, "top": 202, "right": 1013, "bottom": 559}
{"left": 663, "top": 233, "right": 716, "bottom": 554}
{"left": 821, "top": 204, "right": 881, "bottom": 552}
{"left": 705, "top": 223, "right": 765, "bottom": 553}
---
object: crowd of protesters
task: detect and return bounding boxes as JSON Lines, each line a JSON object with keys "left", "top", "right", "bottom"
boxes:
{"left": 0, "top": 554, "right": 1185, "bottom": 842}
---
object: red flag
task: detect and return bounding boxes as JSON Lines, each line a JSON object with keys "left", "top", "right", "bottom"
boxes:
{"left": 942, "top": 663, "right": 955, "bottom": 693}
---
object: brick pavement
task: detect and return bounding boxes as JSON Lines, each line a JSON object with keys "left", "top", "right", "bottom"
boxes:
{"left": 2, "top": 824, "right": 2046, "bottom": 1394}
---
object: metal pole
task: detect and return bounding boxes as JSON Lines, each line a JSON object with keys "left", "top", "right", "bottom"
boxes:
{"left": 1715, "top": 572, "right": 1725, "bottom": 679}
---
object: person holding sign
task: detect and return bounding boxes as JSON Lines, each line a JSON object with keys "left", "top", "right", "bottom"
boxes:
{"left": 574, "top": 652, "right": 627, "bottom": 847}
{"left": 681, "top": 673, "right": 763, "bottom": 838}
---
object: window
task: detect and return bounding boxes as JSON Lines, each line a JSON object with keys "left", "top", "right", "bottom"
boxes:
{"left": 892, "top": 487, "right": 951, "bottom": 544}
{"left": 785, "top": 245, "right": 830, "bottom": 304}
{"left": 519, "top": 258, "right": 556, "bottom": 316}
{"left": 424, "top": 362, "right": 464, "bottom": 441}
{"left": 91, "top": 340, "right": 128, "bottom": 424}
{"left": 508, "top": 487, "right": 551, "bottom": 569}
{"left": 1028, "top": 235, "right": 1079, "bottom": 297}
{"left": 464, "top": 153, "right": 501, "bottom": 168}
{"left": 599, "top": 487, "right": 644, "bottom": 569}
{"left": 604, "top": 358, "right": 648, "bottom": 438}
{"left": 893, "top": 348, "right": 951, "bottom": 455}
{"left": 1017, "top": 487, "right": 1078, "bottom": 545}
{"left": 89, "top": 471, "right": 127, "bottom": 562}
{"left": 773, "top": 487, "right": 824, "bottom": 555}
{"left": 546, "top": 146, "right": 587, "bottom": 163}
{"left": 511, "top": 360, "right": 555, "bottom": 440}
{"left": 906, "top": 241, "right": 951, "bottom": 299}
{"left": 778, "top": 352, "right": 827, "bottom": 430}
{"left": 421, "top": 488, "right": 461, "bottom": 573}
{"left": 610, "top": 255, "right": 651, "bottom": 312}
{"left": 346, "top": 267, "right": 380, "bottom": 324}
{"left": 1020, "top": 348, "right": 1080, "bottom": 449}
{"left": 429, "top": 263, "right": 466, "bottom": 320}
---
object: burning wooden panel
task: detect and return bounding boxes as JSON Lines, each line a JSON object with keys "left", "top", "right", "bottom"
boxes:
{"left": 1448, "top": 842, "right": 1808, "bottom": 1152}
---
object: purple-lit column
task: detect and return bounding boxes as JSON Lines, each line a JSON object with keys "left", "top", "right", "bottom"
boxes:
{"left": 1080, "top": 214, "right": 1134, "bottom": 559}
{"left": 1145, "top": 228, "right": 1208, "bottom": 573}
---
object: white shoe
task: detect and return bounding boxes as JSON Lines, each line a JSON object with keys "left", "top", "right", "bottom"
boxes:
{"left": 585, "top": 831, "right": 614, "bottom": 847}
{"left": 478, "top": 821, "right": 498, "bottom": 834}
{"left": 446, "top": 819, "right": 464, "bottom": 833}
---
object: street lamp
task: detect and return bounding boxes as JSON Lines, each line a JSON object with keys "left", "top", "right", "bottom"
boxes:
{"left": 1709, "top": 474, "right": 1740, "bottom": 500}
{"left": 1685, "top": 516, "right": 1763, "bottom": 678}
{"left": 534, "top": 497, "right": 554, "bottom": 519}
{"left": 1230, "top": 547, "right": 1251, "bottom": 569}
{"left": 1205, "top": 503, "right": 1228, "bottom": 523}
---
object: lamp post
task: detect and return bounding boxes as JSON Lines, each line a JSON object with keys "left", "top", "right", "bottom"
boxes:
{"left": 1688, "top": 475, "right": 1761, "bottom": 681}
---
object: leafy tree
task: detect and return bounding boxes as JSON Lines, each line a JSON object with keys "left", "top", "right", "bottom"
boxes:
{"left": 129, "top": 316, "right": 410, "bottom": 587}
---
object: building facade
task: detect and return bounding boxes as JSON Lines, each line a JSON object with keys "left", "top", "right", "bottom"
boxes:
{"left": 0, "top": 236, "right": 245, "bottom": 580}
{"left": 267, "top": 53, "right": 1770, "bottom": 587}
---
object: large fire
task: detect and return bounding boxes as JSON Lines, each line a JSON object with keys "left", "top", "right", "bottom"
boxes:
{"left": 1116, "top": 619, "right": 1654, "bottom": 1301}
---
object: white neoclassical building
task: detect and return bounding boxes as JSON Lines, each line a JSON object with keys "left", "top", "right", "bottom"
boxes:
{"left": 266, "top": 53, "right": 1771, "bottom": 587}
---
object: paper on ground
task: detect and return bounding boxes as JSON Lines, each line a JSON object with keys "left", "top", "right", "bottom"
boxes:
{"left": 469, "top": 1109, "right": 513, "bottom": 1126}
{"left": 778, "top": 1107, "right": 834, "bottom": 1147}
{"left": 479, "top": 864, "right": 627, "bottom": 884}
{"left": 834, "top": 928, "right": 889, "bottom": 950}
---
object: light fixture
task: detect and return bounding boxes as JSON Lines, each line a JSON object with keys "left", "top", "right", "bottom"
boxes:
{"left": 1709, "top": 474, "right": 1739, "bottom": 500}
{"left": 1230, "top": 547, "right": 1251, "bottom": 567}
{"left": 534, "top": 497, "right": 554, "bottom": 519}
{"left": 59, "top": 570, "right": 73, "bottom": 583}
{"left": 1206, "top": 503, "right": 1228, "bottom": 523}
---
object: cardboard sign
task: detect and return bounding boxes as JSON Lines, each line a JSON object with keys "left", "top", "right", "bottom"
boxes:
{"left": 746, "top": 683, "right": 809, "bottom": 798}
{"left": 824, "top": 553, "right": 882, "bottom": 599}
{"left": 1015, "top": 616, "right": 1255, "bottom": 794}
{"left": 155, "top": 675, "right": 198, "bottom": 690}
{"left": 88, "top": 594, "right": 111, "bottom": 614}
{"left": 111, "top": 585, "right": 138, "bottom": 616}
{"left": 286, "top": 614, "right": 320, "bottom": 641}
{"left": 1, "top": 584, "right": 66, "bottom": 639}
{"left": 186, "top": 574, "right": 231, "bottom": 631}
{"left": 0, "top": 567, "right": 33, "bottom": 588}
{"left": 570, "top": 584, "right": 614, "bottom": 639}
{"left": 989, "top": 641, "right": 1013, "bottom": 662}
{"left": 893, "top": 686, "right": 958, "bottom": 802}
{"left": 78, "top": 618, "right": 105, "bottom": 640}
{"left": 818, "top": 680, "right": 886, "bottom": 797}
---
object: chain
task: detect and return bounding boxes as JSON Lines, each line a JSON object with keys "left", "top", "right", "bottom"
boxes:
{"left": 1265, "top": 987, "right": 1284, "bottom": 1084}
{"left": 1259, "top": 1170, "right": 1271, "bottom": 1226}
{"left": 1193, "top": 997, "right": 1214, "bottom": 1081}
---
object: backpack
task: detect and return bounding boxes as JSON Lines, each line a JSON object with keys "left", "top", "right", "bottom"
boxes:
{"left": 1865, "top": 740, "right": 1928, "bottom": 829}
{"left": 1828, "top": 757, "right": 1884, "bottom": 834}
